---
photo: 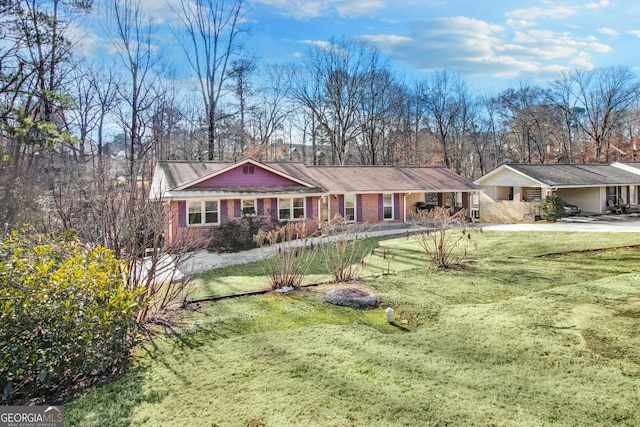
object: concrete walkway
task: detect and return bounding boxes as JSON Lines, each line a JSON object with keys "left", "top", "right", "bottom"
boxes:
{"left": 178, "top": 223, "right": 422, "bottom": 276}
{"left": 176, "top": 214, "right": 640, "bottom": 276}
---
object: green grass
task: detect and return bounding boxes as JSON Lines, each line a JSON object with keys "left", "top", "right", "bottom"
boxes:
{"left": 189, "top": 237, "right": 383, "bottom": 300}
{"left": 66, "top": 231, "right": 640, "bottom": 426}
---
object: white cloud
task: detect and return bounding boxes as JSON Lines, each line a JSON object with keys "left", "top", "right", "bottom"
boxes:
{"left": 253, "top": 0, "right": 385, "bottom": 19}
{"left": 360, "top": 14, "right": 612, "bottom": 79}
{"left": 507, "top": 19, "right": 536, "bottom": 29}
{"left": 585, "top": 0, "right": 610, "bottom": 9}
{"left": 361, "top": 16, "right": 533, "bottom": 77}
{"left": 297, "top": 39, "right": 335, "bottom": 50}
{"left": 628, "top": 30, "right": 640, "bottom": 38}
{"left": 598, "top": 28, "right": 619, "bottom": 37}
{"left": 506, "top": 6, "right": 577, "bottom": 20}
{"left": 68, "top": 23, "right": 105, "bottom": 58}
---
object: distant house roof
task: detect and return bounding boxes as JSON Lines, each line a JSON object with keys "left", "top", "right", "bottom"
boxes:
{"left": 475, "top": 163, "right": 640, "bottom": 188}
{"left": 150, "top": 159, "right": 478, "bottom": 200}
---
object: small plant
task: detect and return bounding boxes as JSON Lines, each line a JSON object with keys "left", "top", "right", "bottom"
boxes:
{"left": 318, "top": 215, "right": 371, "bottom": 283}
{"left": 540, "top": 194, "right": 565, "bottom": 222}
{"left": 254, "top": 221, "right": 318, "bottom": 290}
{"left": 411, "top": 206, "right": 479, "bottom": 269}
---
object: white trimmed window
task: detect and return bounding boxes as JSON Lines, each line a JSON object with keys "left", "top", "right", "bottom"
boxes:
{"left": 187, "top": 200, "right": 219, "bottom": 226}
{"left": 344, "top": 194, "right": 356, "bottom": 221}
{"left": 383, "top": 193, "right": 393, "bottom": 220}
{"left": 278, "top": 197, "right": 305, "bottom": 220}
{"left": 242, "top": 199, "right": 257, "bottom": 216}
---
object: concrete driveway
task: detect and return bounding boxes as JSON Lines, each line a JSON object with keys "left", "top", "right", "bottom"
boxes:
{"left": 483, "top": 213, "right": 640, "bottom": 232}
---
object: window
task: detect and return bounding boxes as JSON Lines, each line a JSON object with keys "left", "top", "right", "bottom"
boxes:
{"left": 243, "top": 165, "right": 255, "bottom": 174}
{"left": 425, "top": 192, "right": 439, "bottom": 205}
{"left": 496, "top": 186, "right": 515, "bottom": 201}
{"left": 344, "top": 194, "right": 356, "bottom": 221}
{"left": 607, "top": 186, "right": 628, "bottom": 205}
{"left": 187, "top": 200, "right": 219, "bottom": 226}
{"left": 444, "top": 192, "right": 462, "bottom": 207}
{"left": 383, "top": 193, "right": 393, "bottom": 220}
{"left": 522, "top": 187, "right": 542, "bottom": 202}
{"left": 242, "top": 199, "right": 256, "bottom": 216}
{"left": 278, "top": 197, "right": 305, "bottom": 220}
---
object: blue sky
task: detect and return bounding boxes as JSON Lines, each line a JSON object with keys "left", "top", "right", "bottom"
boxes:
{"left": 82, "top": 0, "right": 640, "bottom": 92}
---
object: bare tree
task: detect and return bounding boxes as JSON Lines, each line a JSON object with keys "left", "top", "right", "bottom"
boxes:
{"left": 246, "top": 64, "right": 296, "bottom": 159}
{"left": 171, "top": 0, "right": 247, "bottom": 160}
{"left": 559, "top": 66, "right": 640, "bottom": 163}
{"left": 105, "top": 0, "right": 162, "bottom": 176}
{"left": 291, "top": 38, "right": 385, "bottom": 165}
{"left": 355, "top": 68, "right": 402, "bottom": 165}
{"left": 423, "top": 70, "right": 472, "bottom": 172}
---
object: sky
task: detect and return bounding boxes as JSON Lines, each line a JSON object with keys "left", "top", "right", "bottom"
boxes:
{"left": 81, "top": 0, "right": 640, "bottom": 93}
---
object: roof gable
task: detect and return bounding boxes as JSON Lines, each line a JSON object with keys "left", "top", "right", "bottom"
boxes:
{"left": 174, "top": 159, "right": 316, "bottom": 190}
{"left": 474, "top": 165, "right": 545, "bottom": 187}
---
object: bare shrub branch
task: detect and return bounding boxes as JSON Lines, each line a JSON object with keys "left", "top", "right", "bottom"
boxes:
{"left": 318, "top": 215, "right": 371, "bottom": 283}
{"left": 411, "top": 207, "right": 479, "bottom": 269}
{"left": 254, "top": 221, "right": 318, "bottom": 290}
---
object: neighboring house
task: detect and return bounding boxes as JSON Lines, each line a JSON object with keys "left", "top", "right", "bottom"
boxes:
{"left": 474, "top": 163, "right": 640, "bottom": 223}
{"left": 150, "top": 158, "right": 479, "bottom": 247}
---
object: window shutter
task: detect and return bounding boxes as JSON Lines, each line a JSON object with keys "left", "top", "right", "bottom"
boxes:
{"left": 234, "top": 199, "right": 241, "bottom": 217}
{"left": 378, "top": 194, "right": 383, "bottom": 220}
{"left": 220, "top": 200, "right": 228, "bottom": 223}
{"left": 271, "top": 198, "right": 278, "bottom": 221}
{"left": 306, "top": 197, "right": 313, "bottom": 218}
{"left": 178, "top": 201, "right": 186, "bottom": 227}
{"left": 394, "top": 193, "right": 400, "bottom": 219}
{"left": 356, "top": 194, "right": 363, "bottom": 222}
{"left": 338, "top": 195, "right": 345, "bottom": 216}
{"left": 257, "top": 198, "right": 264, "bottom": 215}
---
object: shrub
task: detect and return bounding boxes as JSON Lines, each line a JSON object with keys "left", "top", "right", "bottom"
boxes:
{"left": 254, "top": 221, "right": 318, "bottom": 290}
{"left": 411, "top": 207, "right": 479, "bottom": 269}
{"left": 0, "top": 229, "right": 142, "bottom": 403}
{"left": 540, "top": 194, "right": 565, "bottom": 222}
{"left": 208, "top": 217, "right": 273, "bottom": 253}
{"left": 318, "top": 215, "right": 370, "bottom": 283}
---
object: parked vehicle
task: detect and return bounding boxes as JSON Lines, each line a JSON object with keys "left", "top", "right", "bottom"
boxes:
{"left": 564, "top": 202, "right": 581, "bottom": 216}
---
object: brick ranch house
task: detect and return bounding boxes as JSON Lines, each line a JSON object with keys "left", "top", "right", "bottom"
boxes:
{"left": 150, "top": 158, "right": 479, "bottom": 247}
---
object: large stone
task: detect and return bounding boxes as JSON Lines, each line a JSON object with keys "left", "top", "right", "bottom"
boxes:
{"left": 325, "top": 287, "right": 378, "bottom": 309}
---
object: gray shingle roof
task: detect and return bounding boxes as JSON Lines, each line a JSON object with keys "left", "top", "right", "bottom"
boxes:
{"left": 151, "top": 160, "right": 478, "bottom": 199}
{"left": 507, "top": 164, "right": 640, "bottom": 187}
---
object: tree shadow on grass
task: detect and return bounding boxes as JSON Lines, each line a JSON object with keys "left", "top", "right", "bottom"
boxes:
{"left": 65, "top": 364, "right": 161, "bottom": 427}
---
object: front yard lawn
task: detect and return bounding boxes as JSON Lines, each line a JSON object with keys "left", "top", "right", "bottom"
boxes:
{"left": 66, "top": 232, "right": 640, "bottom": 426}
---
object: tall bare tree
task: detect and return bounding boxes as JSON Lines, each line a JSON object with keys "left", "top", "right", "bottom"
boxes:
{"left": 421, "top": 70, "right": 473, "bottom": 172}
{"left": 106, "top": 0, "right": 162, "bottom": 177}
{"left": 291, "top": 38, "right": 386, "bottom": 165}
{"left": 171, "top": 0, "right": 247, "bottom": 160}
{"left": 244, "top": 64, "right": 296, "bottom": 159}
{"left": 557, "top": 66, "right": 640, "bottom": 163}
